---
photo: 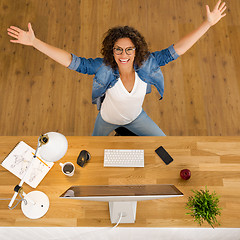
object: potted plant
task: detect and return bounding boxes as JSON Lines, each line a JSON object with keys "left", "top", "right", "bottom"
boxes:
{"left": 185, "top": 187, "right": 222, "bottom": 228}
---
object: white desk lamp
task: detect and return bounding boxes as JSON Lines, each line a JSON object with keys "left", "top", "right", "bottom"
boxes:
{"left": 8, "top": 132, "right": 68, "bottom": 219}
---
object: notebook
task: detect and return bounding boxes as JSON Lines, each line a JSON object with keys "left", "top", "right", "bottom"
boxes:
{"left": 1, "top": 141, "right": 54, "bottom": 188}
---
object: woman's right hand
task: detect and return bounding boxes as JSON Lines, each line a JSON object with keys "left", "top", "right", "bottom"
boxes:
{"left": 7, "top": 22, "right": 72, "bottom": 67}
{"left": 7, "top": 23, "right": 35, "bottom": 46}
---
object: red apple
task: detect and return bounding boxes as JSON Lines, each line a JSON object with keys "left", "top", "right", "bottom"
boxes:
{"left": 180, "top": 169, "right": 191, "bottom": 180}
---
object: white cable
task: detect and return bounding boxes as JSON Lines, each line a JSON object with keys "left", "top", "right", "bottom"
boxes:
{"left": 19, "top": 192, "right": 27, "bottom": 205}
{"left": 112, "top": 212, "right": 123, "bottom": 229}
{"left": 1, "top": 191, "right": 27, "bottom": 210}
{"left": 0, "top": 198, "right": 23, "bottom": 210}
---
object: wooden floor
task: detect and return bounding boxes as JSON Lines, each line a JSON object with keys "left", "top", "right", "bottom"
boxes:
{"left": 0, "top": 0, "right": 240, "bottom": 136}
{"left": 1, "top": 136, "right": 240, "bottom": 227}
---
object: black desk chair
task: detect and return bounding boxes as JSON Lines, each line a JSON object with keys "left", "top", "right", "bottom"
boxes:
{"left": 114, "top": 127, "right": 138, "bottom": 136}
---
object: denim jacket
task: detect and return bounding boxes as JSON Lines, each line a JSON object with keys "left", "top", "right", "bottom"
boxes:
{"left": 68, "top": 44, "right": 179, "bottom": 110}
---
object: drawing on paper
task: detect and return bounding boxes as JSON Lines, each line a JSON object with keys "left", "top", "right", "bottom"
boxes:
{"left": 1, "top": 141, "right": 54, "bottom": 188}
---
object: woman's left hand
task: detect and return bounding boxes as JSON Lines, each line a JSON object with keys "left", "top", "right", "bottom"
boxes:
{"left": 206, "top": 0, "right": 227, "bottom": 26}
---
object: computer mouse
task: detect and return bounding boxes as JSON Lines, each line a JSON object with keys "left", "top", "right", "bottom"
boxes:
{"left": 77, "top": 150, "right": 91, "bottom": 167}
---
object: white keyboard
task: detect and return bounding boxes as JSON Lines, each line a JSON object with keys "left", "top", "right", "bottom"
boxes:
{"left": 104, "top": 149, "right": 144, "bottom": 167}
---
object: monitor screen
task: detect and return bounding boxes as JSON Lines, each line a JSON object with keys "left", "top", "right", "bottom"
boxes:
{"left": 60, "top": 184, "right": 183, "bottom": 201}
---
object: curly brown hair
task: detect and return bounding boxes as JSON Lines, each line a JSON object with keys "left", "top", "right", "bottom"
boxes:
{"left": 101, "top": 26, "right": 150, "bottom": 69}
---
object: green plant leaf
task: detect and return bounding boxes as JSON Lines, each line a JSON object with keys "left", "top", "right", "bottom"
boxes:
{"left": 185, "top": 187, "right": 222, "bottom": 228}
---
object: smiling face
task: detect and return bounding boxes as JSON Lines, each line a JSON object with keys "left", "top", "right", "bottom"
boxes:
{"left": 113, "top": 38, "right": 136, "bottom": 71}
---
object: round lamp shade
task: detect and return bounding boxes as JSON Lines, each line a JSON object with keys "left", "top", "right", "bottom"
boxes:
{"left": 38, "top": 132, "right": 68, "bottom": 162}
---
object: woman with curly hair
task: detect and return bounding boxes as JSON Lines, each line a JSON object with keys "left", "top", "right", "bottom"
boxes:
{"left": 7, "top": 1, "right": 226, "bottom": 136}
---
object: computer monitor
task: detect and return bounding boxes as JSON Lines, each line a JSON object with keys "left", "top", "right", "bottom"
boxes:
{"left": 60, "top": 184, "right": 183, "bottom": 224}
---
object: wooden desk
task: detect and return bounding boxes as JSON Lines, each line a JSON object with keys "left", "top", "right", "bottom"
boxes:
{"left": 1, "top": 136, "right": 240, "bottom": 227}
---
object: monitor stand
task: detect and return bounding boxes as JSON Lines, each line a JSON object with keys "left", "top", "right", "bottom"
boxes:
{"left": 109, "top": 201, "right": 137, "bottom": 223}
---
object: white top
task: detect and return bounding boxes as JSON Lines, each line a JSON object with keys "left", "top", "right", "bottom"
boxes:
{"left": 100, "top": 72, "right": 147, "bottom": 125}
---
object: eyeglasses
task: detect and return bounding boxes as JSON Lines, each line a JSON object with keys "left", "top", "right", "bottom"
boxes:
{"left": 113, "top": 47, "right": 136, "bottom": 55}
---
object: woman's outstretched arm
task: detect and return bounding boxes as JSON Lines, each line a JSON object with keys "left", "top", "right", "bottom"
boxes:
{"left": 174, "top": 0, "right": 227, "bottom": 56}
{"left": 7, "top": 23, "right": 72, "bottom": 67}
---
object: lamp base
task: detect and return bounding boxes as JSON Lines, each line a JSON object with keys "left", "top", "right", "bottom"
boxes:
{"left": 21, "top": 191, "right": 49, "bottom": 219}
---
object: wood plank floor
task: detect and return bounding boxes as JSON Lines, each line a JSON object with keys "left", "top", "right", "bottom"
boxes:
{"left": 0, "top": 0, "right": 240, "bottom": 136}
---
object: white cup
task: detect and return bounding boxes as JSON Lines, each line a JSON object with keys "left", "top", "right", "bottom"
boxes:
{"left": 59, "top": 162, "right": 75, "bottom": 177}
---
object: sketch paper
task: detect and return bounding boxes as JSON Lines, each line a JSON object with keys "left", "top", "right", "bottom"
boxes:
{"left": 1, "top": 141, "right": 54, "bottom": 188}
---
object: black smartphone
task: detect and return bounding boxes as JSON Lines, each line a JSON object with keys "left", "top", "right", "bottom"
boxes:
{"left": 155, "top": 146, "right": 173, "bottom": 165}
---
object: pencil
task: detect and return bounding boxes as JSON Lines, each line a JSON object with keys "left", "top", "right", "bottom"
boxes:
{"left": 31, "top": 152, "right": 50, "bottom": 168}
